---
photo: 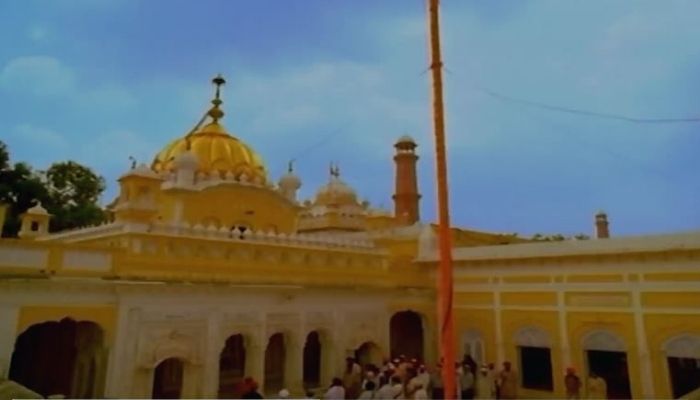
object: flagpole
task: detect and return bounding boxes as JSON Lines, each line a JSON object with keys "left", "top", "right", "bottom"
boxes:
{"left": 427, "top": 0, "right": 457, "bottom": 398}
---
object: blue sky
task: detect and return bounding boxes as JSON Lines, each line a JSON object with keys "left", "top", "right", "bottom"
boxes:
{"left": 1, "top": 0, "right": 698, "bottom": 237}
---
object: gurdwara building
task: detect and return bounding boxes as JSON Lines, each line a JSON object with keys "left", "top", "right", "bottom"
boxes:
{"left": 0, "top": 76, "right": 699, "bottom": 399}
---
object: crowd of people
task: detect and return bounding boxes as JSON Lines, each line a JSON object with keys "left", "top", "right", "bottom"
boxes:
{"left": 230, "top": 355, "right": 609, "bottom": 399}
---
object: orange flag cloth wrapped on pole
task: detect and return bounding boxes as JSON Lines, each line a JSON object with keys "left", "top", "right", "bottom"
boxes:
{"left": 427, "top": 0, "right": 457, "bottom": 398}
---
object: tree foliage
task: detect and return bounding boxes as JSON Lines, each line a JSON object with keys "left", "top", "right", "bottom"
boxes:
{"left": 0, "top": 140, "right": 107, "bottom": 237}
{"left": 531, "top": 233, "right": 590, "bottom": 241}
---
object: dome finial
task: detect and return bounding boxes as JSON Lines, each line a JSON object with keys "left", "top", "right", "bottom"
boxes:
{"left": 329, "top": 162, "right": 340, "bottom": 179}
{"left": 288, "top": 159, "right": 295, "bottom": 173}
{"left": 207, "top": 74, "right": 226, "bottom": 123}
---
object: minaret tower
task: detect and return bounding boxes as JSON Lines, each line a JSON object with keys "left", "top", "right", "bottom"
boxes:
{"left": 392, "top": 135, "right": 421, "bottom": 225}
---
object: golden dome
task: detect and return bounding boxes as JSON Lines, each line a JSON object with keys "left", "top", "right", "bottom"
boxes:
{"left": 150, "top": 75, "right": 268, "bottom": 183}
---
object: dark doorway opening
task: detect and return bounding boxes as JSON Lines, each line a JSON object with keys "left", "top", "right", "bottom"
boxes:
{"left": 9, "top": 318, "right": 105, "bottom": 398}
{"left": 587, "top": 350, "right": 632, "bottom": 399}
{"left": 390, "top": 311, "right": 424, "bottom": 360}
{"left": 152, "top": 357, "right": 184, "bottom": 399}
{"left": 668, "top": 357, "right": 700, "bottom": 398}
{"left": 265, "top": 333, "right": 286, "bottom": 394}
{"left": 218, "top": 334, "right": 246, "bottom": 398}
{"left": 303, "top": 331, "right": 322, "bottom": 389}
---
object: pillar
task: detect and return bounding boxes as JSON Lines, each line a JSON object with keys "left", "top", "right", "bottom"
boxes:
{"left": 105, "top": 306, "right": 140, "bottom": 398}
{"left": 0, "top": 304, "right": 19, "bottom": 379}
{"left": 632, "top": 290, "right": 655, "bottom": 398}
{"left": 285, "top": 335, "right": 304, "bottom": 396}
{"left": 246, "top": 335, "right": 265, "bottom": 391}
{"left": 494, "top": 291, "right": 504, "bottom": 364}
{"left": 202, "top": 310, "right": 223, "bottom": 398}
{"left": 557, "top": 291, "right": 571, "bottom": 367}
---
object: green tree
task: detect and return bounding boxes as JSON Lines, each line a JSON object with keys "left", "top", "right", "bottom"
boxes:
{"left": 0, "top": 141, "right": 107, "bottom": 237}
{"left": 44, "top": 161, "right": 107, "bottom": 232}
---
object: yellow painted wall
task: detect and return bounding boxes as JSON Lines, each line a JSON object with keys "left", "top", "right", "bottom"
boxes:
{"left": 642, "top": 292, "right": 700, "bottom": 308}
{"left": 455, "top": 292, "right": 493, "bottom": 306}
{"left": 501, "top": 292, "right": 557, "bottom": 307}
{"left": 17, "top": 305, "right": 117, "bottom": 343}
{"left": 567, "top": 274, "right": 624, "bottom": 283}
{"left": 160, "top": 185, "right": 299, "bottom": 233}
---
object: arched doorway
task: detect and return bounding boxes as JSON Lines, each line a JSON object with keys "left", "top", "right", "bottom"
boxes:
{"left": 664, "top": 334, "right": 700, "bottom": 398}
{"left": 303, "top": 331, "right": 322, "bottom": 389}
{"left": 265, "top": 333, "right": 286, "bottom": 394}
{"left": 152, "top": 357, "right": 184, "bottom": 399}
{"left": 390, "top": 311, "right": 424, "bottom": 361}
{"left": 8, "top": 318, "right": 105, "bottom": 398}
{"left": 218, "top": 334, "right": 246, "bottom": 398}
{"left": 355, "top": 341, "right": 383, "bottom": 368}
{"left": 461, "top": 330, "right": 485, "bottom": 366}
{"left": 583, "top": 330, "right": 631, "bottom": 400}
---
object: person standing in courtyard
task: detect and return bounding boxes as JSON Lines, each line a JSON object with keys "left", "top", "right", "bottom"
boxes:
{"left": 241, "top": 377, "right": 263, "bottom": 399}
{"left": 564, "top": 367, "right": 582, "bottom": 400}
{"left": 586, "top": 372, "right": 607, "bottom": 399}
{"left": 376, "top": 376, "right": 393, "bottom": 400}
{"left": 344, "top": 357, "right": 363, "bottom": 399}
{"left": 498, "top": 362, "right": 518, "bottom": 399}
{"left": 413, "top": 383, "right": 428, "bottom": 400}
{"left": 475, "top": 366, "right": 494, "bottom": 400}
{"left": 459, "top": 364, "right": 475, "bottom": 399}
{"left": 430, "top": 363, "right": 444, "bottom": 399}
{"left": 325, "top": 377, "right": 346, "bottom": 400}
{"left": 358, "top": 381, "right": 376, "bottom": 399}
{"left": 487, "top": 363, "right": 498, "bottom": 399}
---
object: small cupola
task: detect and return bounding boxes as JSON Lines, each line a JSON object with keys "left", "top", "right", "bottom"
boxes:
{"left": 19, "top": 201, "right": 51, "bottom": 239}
{"left": 278, "top": 160, "right": 302, "bottom": 202}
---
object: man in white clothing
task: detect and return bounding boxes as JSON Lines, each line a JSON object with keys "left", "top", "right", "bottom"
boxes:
{"left": 325, "top": 377, "right": 346, "bottom": 400}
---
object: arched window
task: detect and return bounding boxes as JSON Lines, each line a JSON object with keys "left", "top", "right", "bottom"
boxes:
{"left": 582, "top": 330, "right": 631, "bottom": 399}
{"left": 515, "top": 326, "right": 553, "bottom": 391}
{"left": 665, "top": 334, "right": 700, "bottom": 398}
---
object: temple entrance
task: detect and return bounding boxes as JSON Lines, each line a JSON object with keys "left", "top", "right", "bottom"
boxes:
{"left": 218, "top": 334, "right": 246, "bottom": 398}
{"left": 586, "top": 350, "right": 632, "bottom": 399}
{"left": 303, "top": 331, "right": 322, "bottom": 389}
{"left": 390, "top": 311, "right": 424, "bottom": 361}
{"left": 355, "top": 341, "right": 383, "bottom": 368}
{"left": 152, "top": 358, "right": 184, "bottom": 399}
{"left": 8, "top": 318, "right": 105, "bottom": 398}
{"left": 265, "top": 333, "right": 286, "bottom": 394}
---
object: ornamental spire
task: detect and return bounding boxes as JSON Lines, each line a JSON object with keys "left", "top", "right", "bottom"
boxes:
{"left": 207, "top": 74, "right": 226, "bottom": 123}
{"left": 329, "top": 162, "right": 340, "bottom": 178}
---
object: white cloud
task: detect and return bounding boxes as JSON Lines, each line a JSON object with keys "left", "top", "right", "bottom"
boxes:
{"left": 0, "top": 56, "right": 76, "bottom": 96}
{"left": 230, "top": 61, "right": 425, "bottom": 159}
{"left": 76, "top": 130, "right": 158, "bottom": 171}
